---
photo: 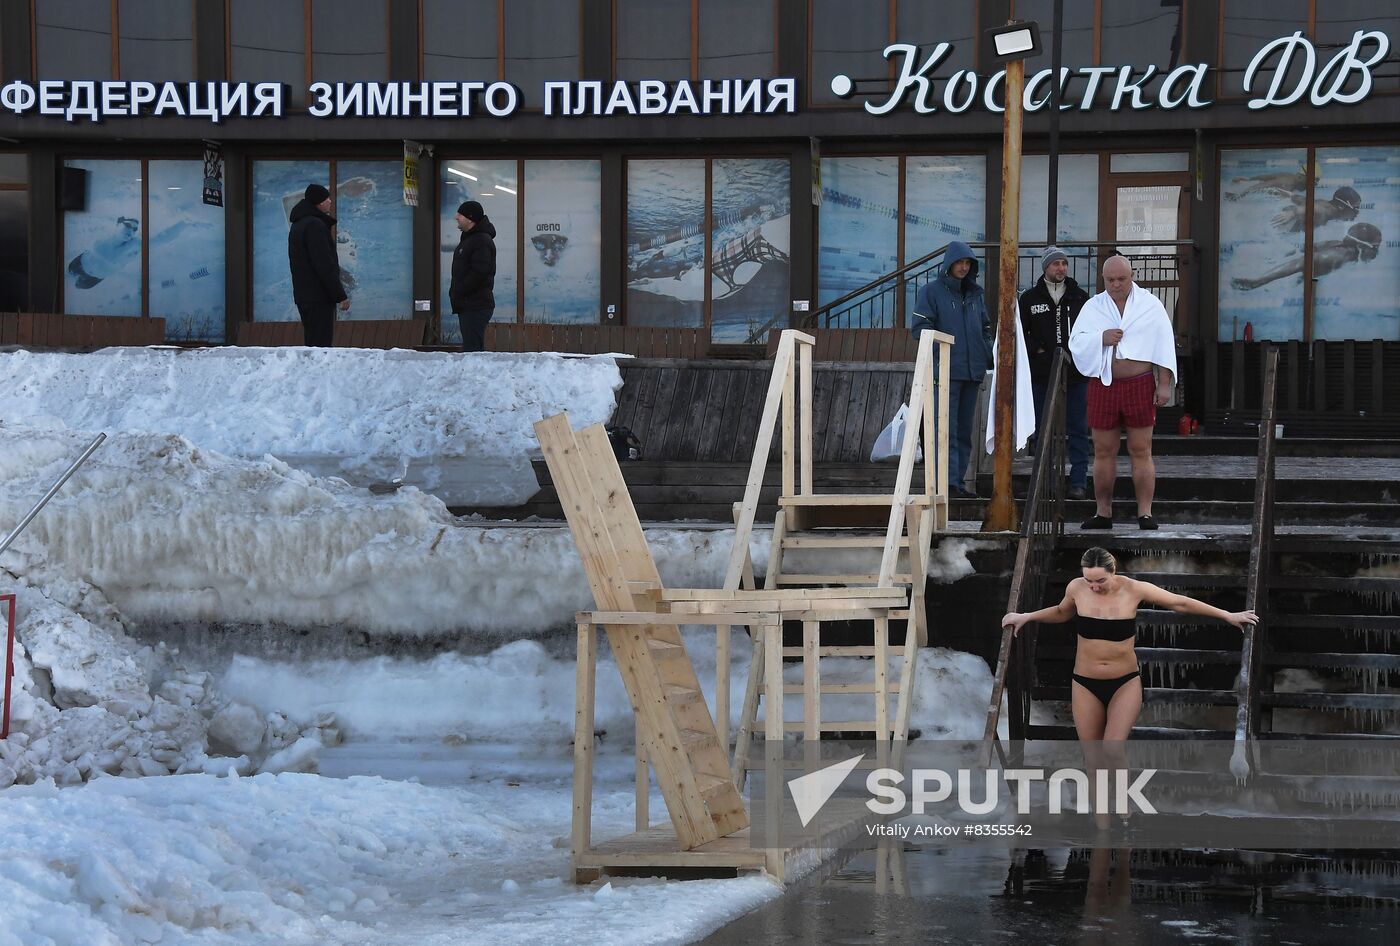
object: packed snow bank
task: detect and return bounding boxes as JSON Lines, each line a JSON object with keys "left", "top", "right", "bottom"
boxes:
{"left": 0, "top": 347, "right": 622, "bottom": 504}
{"left": 0, "top": 425, "right": 761, "bottom": 636}
{"left": 0, "top": 771, "right": 779, "bottom": 946}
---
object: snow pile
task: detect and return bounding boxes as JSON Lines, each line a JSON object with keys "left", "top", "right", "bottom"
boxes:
{"left": 0, "top": 425, "right": 760, "bottom": 636}
{"left": 0, "top": 347, "right": 623, "bottom": 504}
{"left": 1, "top": 575, "right": 338, "bottom": 787}
{"left": 0, "top": 771, "right": 779, "bottom": 946}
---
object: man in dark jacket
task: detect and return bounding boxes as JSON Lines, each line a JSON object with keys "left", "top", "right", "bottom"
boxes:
{"left": 450, "top": 200, "right": 497, "bottom": 352}
{"left": 287, "top": 183, "right": 349, "bottom": 347}
{"left": 1017, "top": 245, "right": 1090, "bottom": 498}
{"left": 911, "top": 240, "right": 992, "bottom": 498}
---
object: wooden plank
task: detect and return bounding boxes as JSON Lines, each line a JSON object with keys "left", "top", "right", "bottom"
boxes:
{"left": 799, "top": 343, "right": 813, "bottom": 494}
{"left": 764, "top": 509, "right": 787, "bottom": 591}
{"left": 782, "top": 353, "right": 795, "bottom": 496}
{"left": 803, "top": 620, "right": 819, "bottom": 743}
{"left": 764, "top": 620, "right": 783, "bottom": 742}
{"left": 1372, "top": 339, "right": 1385, "bottom": 416}
{"left": 819, "top": 368, "right": 853, "bottom": 463}
{"left": 1313, "top": 340, "right": 1327, "bottom": 412}
{"left": 677, "top": 366, "right": 715, "bottom": 461}
{"left": 658, "top": 365, "right": 700, "bottom": 461}
{"left": 649, "top": 366, "right": 682, "bottom": 460}
{"left": 573, "top": 623, "right": 598, "bottom": 862}
{"left": 624, "top": 366, "right": 662, "bottom": 449}
{"left": 696, "top": 368, "right": 734, "bottom": 460}
{"left": 1343, "top": 340, "right": 1356, "bottom": 414}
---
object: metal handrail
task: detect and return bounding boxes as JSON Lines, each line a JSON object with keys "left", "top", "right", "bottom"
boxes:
{"left": 1231, "top": 346, "right": 1279, "bottom": 781}
{"left": 983, "top": 351, "right": 1068, "bottom": 759}
{"left": 0, "top": 433, "right": 107, "bottom": 559}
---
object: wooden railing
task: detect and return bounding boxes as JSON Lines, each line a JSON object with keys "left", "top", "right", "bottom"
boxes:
{"left": 0, "top": 313, "right": 166, "bottom": 348}
{"left": 1231, "top": 346, "right": 1279, "bottom": 780}
{"left": 234, "top": 318, "right": 426, "bottom": 348}
{"left": 984, "top": 351, "right": 1069, "bottom": 756}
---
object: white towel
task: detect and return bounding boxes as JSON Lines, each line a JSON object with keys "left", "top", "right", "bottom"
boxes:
{"left": 1069, "top": 283, "right": 1178, "bottom": 386}
{"left": 984, "top": 306, "right": 1036, "bottom": 454}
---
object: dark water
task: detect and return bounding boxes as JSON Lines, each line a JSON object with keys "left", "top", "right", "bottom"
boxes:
{"left": 701, "top": 846, "right": 1400, "bottom": 945}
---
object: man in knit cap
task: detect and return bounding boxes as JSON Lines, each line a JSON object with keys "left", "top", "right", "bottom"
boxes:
{"left": 449, "top": 199, "right": 497, "bottom": 352}
{"left": 287, "top": 183, "right": 349, "bottom": 347}
{"left": 1017, "top": 245, "right": 1090, "bottom": 498}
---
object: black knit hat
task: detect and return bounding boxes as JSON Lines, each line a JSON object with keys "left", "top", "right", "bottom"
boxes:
{"left": 304, "top": 183, "right": 330, "bottom": 204}
{"left": 457, "top": 200, "right": 485, "bottom": 222}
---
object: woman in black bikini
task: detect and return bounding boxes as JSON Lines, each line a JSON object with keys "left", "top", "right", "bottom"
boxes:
{"left": 1000, "top": 547, "right": 1257, "bottom": 743}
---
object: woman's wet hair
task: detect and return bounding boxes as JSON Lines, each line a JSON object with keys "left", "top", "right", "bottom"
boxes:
{"left": 1080, "top": 547, "right": 1117, "bottom": 574}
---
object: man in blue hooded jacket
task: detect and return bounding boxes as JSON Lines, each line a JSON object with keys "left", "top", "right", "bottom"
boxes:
{"left": 910, "top": 241, "right": 992, "bottom": 498}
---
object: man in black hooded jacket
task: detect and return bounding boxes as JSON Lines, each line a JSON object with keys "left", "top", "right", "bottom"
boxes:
{"left": 450, "top": 200, "right": 497, "bottom": 352}
{"left": 1017, "top": 245, "right": 1090, "bottom": 498}
{"left": 287, "top": 183, "right": 349, "bottom": 347}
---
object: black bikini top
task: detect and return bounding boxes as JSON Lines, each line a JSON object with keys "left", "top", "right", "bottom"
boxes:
{"left": 1076, "top": 614, "right": 1136, "bottom": 642}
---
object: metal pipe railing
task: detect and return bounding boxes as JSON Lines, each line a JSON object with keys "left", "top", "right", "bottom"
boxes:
{"left": 0, "top": 433, "right": 107, "bottom": 559}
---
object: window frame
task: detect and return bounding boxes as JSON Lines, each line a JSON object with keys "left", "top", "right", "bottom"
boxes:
{"left": 225, "top": 0, "right": 391, "bottom": 92}
{"left": 31, "top": 0, "right": 200, "bottom": 81}
{"left": 611, "top": 0, "right": 780, "bottom": 83}
{"left": 418, "top": 0, "right": 584, "bottom": 98}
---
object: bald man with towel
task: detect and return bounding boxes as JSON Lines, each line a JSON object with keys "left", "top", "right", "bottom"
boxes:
{"left": 1068, "top": 255, "right": 1177, "bottom": 531}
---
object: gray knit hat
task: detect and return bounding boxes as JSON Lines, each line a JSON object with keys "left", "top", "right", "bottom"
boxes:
{"left": 1041, "top": 245, "right": 1068, "bottom": 272}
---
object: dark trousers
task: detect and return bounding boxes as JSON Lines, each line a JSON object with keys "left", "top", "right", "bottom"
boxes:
{"left": 948, "top": 378, "right": 982, "bottom": 490}
{"left": 459, "top": 307, "right": 494, "bottom": 352}
{"left": 297, "top": 302, "right": 335, "bottom": 348}
{"left": 1031, "top": 378, "right": 1091, "bottom": 489}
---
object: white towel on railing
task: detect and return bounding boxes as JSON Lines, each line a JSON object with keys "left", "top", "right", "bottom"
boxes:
{"left": 984, "top": 305, "right": 1036, "bottom": 454}
{"left": 1069, "top": 283, "right": 1178, "bottom": 386}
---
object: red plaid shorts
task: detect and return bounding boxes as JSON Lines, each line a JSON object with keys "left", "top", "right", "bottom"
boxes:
{"left": 1087, "top": 371, "right": 1156, "bottom": 430}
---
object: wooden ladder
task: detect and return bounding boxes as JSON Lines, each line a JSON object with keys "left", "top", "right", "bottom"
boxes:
{"left": 537, "top": 414, "right": 747, "bottom": 849}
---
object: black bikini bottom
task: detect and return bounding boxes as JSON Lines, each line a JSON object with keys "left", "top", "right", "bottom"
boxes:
{"left": 1071, "top": 670, "right": 1142, "bottom": 708}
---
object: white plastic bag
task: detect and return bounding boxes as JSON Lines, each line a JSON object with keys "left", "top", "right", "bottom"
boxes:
{"left": 870, "top": 403, "right": 923, "bottom": 462}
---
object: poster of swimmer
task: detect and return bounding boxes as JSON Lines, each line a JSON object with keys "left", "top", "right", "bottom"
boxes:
{"left": 1219, "top": 147, "right": 1399, "bottom": 342}
{"left": 438, "top": 159, "right": 519, "bottom": 345}
{"left": 62, "top": 159, "right": 145, "bottom": 319}
{"left": 148, "top": 160, "right": 226, "bottom": 343}
{"left": 250, "top": 160, "right": 411, "bottom": 323}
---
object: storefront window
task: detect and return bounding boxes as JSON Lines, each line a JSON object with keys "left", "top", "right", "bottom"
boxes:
{"left": 616, "top": 0, "right": 690, "bottom": 82}
{"left": 439, "top": 160, "right": 519, "bottom": 344}
{"left": 1221, "top": 0, "right": 1309, "bottom": 94}
{"left": 1311, "top": 147, "right": 1400, "bottom": 341}
{"left": 231, "top": 0, "right": 306, "bottom": 105}
{"left": 523, "top": 161, "right": 600, "bottom": 323}
{"left": 312, "top": 0, "right": 388, "bottom": 84}
{"left": 252, "top": 161, "right": 327, "bottom": 322}
{"left": 1314, "top": 2, "right": 1400, "bottom": 93}
{"left": 699, "top": 0, "right": 774, "bottom": 79}
{"left": 62, "top": 159, "right": 143, "bottom": 316}
{"left": 818, "top": 157, "right": 899, "bottom": 315}
{"left": 423, "top": 0, "right": 498, "bottom": 82}
{"left": 36, "top": 0, "right": 113, "bottom": 80}
{"left": 627, "top": 159, "right": 706, "bottom": 330}
{"left": 810, "top": 0, "right": 889, "bottom": 105}
{"left": 148, "top": 161, "right": 226, "bottom": 342}
{"left": 0, "top": 155, "right": 28, "bottom": 312}
{"left": 334, "top": 161, "right": 413, "bottom": 319}
{"left": 711, "top": 158, "right": 790, "bottom": 343}
{"left": 505, "top": 0, "right": 579, "bottom": 103}
{"left": 1217, "top": 148, "right": 1309, "bottom": 341}
{"left": 118, "top": 0, "right": 194, "bottom": 81}
{"left": 1019, "top": 153, "right": 1100, "bottom": 244}
{"left": 903, "top": 156, "right": 987, "bottom": 318}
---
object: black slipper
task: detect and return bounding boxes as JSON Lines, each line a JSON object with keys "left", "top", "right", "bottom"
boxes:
{"left": 1081, "top": 514, "right": 1113, "bottom": 530}
{"left": 1138, "top": 515, "right": 1159, "bottom": 530}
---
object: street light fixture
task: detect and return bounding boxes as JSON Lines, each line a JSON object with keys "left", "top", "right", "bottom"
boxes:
{"left": 982, "top": 20, "right": 1040, "bottom": 533}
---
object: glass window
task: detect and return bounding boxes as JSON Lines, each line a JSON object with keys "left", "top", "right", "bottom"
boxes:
{"left": 333, "top": 161, "right": 413, "bottom": 320}
{"left": 1311, "top": 147, "right": 1400, "bottom": 341}
{"left": 1314, "top": 1, "right": 1400, "bottom": 93}
{"left": 711, "top": 158, "right": 790, "bottom": 344}
{"left": 62, "top": 159, "right": 144, "bottom": 316}
{"left": 1100, "top": 0, "right": 1187, "bottom": 71}
{"left": 523, "top": 160, "right": 600, "bottom": 323}
{"left": 895, "top": 0, "right": 976, "bottom": 77}
{"left": 1222, "top": 0, "right": 1309, "bottom": 92}
{"left": 811, "top": 0, "right": 889, "bottom": 106}
{"left": 312, "top": 0, "right": 388, "bottom": 84}
{"left": 904, "top": 155, "right": 987, "bottom": 317}
{"left": 251, "top": 160, "right": 330, "bottom": 322}
{"left": 617, "top": 0, "right": 690, "bottom": 82}
{"left": 0, "top": 154, "right": 27, "bottom": 184}
{"left": 1217, "top": 148, "right": 1309, "bottom": 341}
{"left": 36, "top": 0, "right": 113, "bottom": 81}
{"left": 423, "top": 0, "right": 498, "bottom": 82}
{"left": 1019, "top": 153, "right": 1100, "bottom": 243}
{"left": 148, "top": 161, "right": 225, "bottom": 342}
{"left": 119, "top": 0, "right": 194, "bottom": 81}
{"left": 439, "top": 159, "right": 518, "bottom": 344}
{"left": 699, "top": 0, "right": 774, "bottom": 79}
{"left": 1012, "top": 0, "right": 1094, "bottom": 67}
{"left": 0, "top": 191, "right": 29, "bottom": 311}
{"left": 231, "top": 0, "right": 306, "bottom": 105}
{"left": 1110, "top": 152, "right": 1189, "bottom": 173}
{"left": 818, "top": 157, "right": 899, "bottom": 320}
{"left": 506, "top": 0, "right": 579, "bottom": 103}
{"left": 627, "top": 159, "right": 705, "bottom": 330}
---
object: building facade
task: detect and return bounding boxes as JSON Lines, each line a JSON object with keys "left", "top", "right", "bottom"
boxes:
{"left": 0, "top": 0, "right": 1396, "bottom": 417}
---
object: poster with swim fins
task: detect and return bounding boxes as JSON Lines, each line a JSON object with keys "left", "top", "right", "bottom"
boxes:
{"left": 63, "top": 159, "right": 144, "bottom": 318}
{"left": 1219, "top": 147, "right": 1396, "bottom": 341}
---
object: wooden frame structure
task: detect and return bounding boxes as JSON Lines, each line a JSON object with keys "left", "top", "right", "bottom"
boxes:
{"left": 540, "top": 328, "right": 953, "bottom": 883}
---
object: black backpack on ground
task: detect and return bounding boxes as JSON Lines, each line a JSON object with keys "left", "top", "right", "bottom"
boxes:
{"left": 605, "top": 425, "right": 643, "bottom": 461}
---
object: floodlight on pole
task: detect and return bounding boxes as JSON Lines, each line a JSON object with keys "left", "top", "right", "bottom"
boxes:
{"left": 982, "top": 20, "right": 1040, "bottom": 534}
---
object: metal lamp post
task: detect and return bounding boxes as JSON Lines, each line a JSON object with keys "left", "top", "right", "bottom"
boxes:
{"left": 983, "top": 20, "right": 1043, "bottom": 533}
